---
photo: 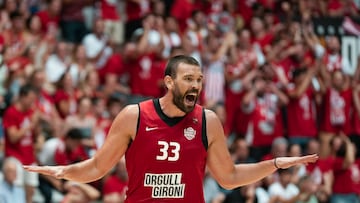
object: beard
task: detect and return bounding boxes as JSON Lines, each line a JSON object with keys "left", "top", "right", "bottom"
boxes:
{"left": 172, "top": 84, "right": 198, "bottom": 113}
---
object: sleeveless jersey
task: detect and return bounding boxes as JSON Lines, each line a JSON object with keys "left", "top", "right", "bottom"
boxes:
{"left": 125, "top": 99, "right": 208, "bottom": 202}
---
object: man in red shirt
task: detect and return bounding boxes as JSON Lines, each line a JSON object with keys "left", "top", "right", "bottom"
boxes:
{"left": 3, "top": 84, "right": 40, "bottom": 203}
{"left": 286, "top": 67, "right": 322, "bottom": 151}
{"left": 242, "top": 74, "right": 289, "bottom": 161}
{"left": 36, "top": 0, "right": 61, "bottom": 34}
{"left": 25, "top": 55, "right": 318, "bottom": 202}
{"left": 330, "top": 135, "right": 360, "bottom": 203}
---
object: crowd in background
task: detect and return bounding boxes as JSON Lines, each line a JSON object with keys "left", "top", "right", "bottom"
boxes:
{"left": 0, "top": 0, "right": 360, "bottom": 202}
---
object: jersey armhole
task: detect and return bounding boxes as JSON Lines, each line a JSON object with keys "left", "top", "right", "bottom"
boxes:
{"left": 135, "top": 103, "right": 140, "bottom": 136}
{"left": 202, "top": 108, "right": 208, "bottom": 151}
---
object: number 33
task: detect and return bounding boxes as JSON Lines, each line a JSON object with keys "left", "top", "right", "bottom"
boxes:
{"left": 156, "top": 141, "right": 180, "bottom": 161}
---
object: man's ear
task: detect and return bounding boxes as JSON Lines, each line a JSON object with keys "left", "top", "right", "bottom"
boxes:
{"left": 164, "top": 75, "right": 173, "bottom": 89}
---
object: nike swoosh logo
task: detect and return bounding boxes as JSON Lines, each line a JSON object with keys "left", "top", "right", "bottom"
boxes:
{"left": 145, "top": 126, "right": 158, "bottom": 131}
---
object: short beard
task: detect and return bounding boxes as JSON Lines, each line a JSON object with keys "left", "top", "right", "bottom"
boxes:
{"left": 172, "top": 86, "right": 197, "bottom": 113}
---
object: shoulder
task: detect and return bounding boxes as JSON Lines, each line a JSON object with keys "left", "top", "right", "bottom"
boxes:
{"left": 121, "top": 104, "right": 139, "bottom": 118}
{"left": 112, "top": 104, "right": 139, "bottom": 134}
{"left": 203, "top": 109, "right": 224, "bottom": 142}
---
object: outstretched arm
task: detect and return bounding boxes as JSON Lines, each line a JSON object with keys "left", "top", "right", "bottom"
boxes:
{"left": 24, "top": 105, "right": 139, "bottom": 183}
{"left": 205, "top": 110, "right": 318, "bottom": 189}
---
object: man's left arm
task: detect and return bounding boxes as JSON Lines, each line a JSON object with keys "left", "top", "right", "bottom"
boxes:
{"left": 205, "top": 109, "right": 318, "bottom": 190}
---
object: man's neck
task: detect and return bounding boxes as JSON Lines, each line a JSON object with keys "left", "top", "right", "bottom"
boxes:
{"left": 159, "top": 96, "right": 186, "bottom": 118}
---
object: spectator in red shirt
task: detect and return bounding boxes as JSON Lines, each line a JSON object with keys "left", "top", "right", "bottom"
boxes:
{"left": 328, "top": 0, "right": 359, "bottom": 17}
{"left": 319, "top": 69, "right": 353, "bottom": 158}
{"left": 35, "top": 0, "right": 61, "bottom": 35}
{"left": 286, "top": 67, "right": 322, "bottom": 151}
{"left": 102, "top": 157, "right": 128, "bottom": 203}
{"left": 60, "top": 0, "right": 92, "bottom": 44}
{"left": 330, "top": 134, "right": 360, "bottom": 203}
{"left": 54, "top": 128, "right": 89, "bottom": 166}
{"left": 225, "top": 29, "right": 263, "bottom": 136}
{"left": 170, "top": 0, "right": 195, "bottom": 33}
{"left": 3, "top": 84, "right": 40, "bottom": 203}
{"left": 125, "top": 0, "right": 150, "bottom": 41}
{"left": 242, "top": 75, "right": 289, "bottom": 161}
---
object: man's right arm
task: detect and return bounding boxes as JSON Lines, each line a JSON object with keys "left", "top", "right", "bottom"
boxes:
{"left": 24, "top": 104, "right": 139, "bottom": 183}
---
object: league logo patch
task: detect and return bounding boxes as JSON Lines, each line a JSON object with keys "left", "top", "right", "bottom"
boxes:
{"left": 184, "top": 127, "right": 196, "bottom": 140}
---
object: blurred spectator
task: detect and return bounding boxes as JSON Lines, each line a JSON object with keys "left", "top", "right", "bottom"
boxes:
{"left": 60, "top": 0, "right": 93, "bottom": 44}
{"left": 223, "top": 183, "right": 257, "bottom": 203}
{"left": 61, "top": 180, "right": 100, "bottom": 203}
{"left": 288, "top": 143, "right": 307, "bottom": 183}
{"left": 124, "top": 0, "right": 150, "bottom": 41}
{"left": 230, "top": 137, "right": 256, "bottom": 164}
{"left": 35, "top": 0, "right": 61, "bottom": 35}
{"left": 250, "top": 16, "right": 274, "bottom": 54}
{"left": 100, "top": 0, "right": 124, "bottom": 45}
{"left": 44, "top": 41, "right": 72, "bottom": 83}
{"left": 328, "top": 0, "right": 359, "bottom": 17}
{"left": 64, "top": 97, "right": 96, "bottom": 156}
{"left": 78, "top": 69, "right": 103, "bottom": 100}
{"left": 2, "top": 84, "right": 39, "bottom": 203}
{"left": 242, "top": 75, "right": 289, "bottom": 161}
{"left": 262, "top": 137, "right": 289, "bottom": 161}
{"left": 29, "top": 69, "right": 62, "bottom": 138}
{"left": 102, "top": 157, "right": 128, "bottom": 203}
{"left": 305, "top": 139, "right": 334, "bottom": 203}
{"left": 53, "top": 72, "right": 78, "bottom": 120}
{"left": 224, "top": 29, "right": 262, "bottom": 136}
{"left": 82, "top": 18, "right": 113, "bottom": 69}
{"left": 268, "top": 168, "right": 300, "bottom": 203}
{"left": 296, "top": 175, "right": 319, "bottom": 203}
{"left": 24, "top": 14, "right": 42, "bottom": 46}
{"left": 162, "top": 16, "right": 182, "bottom": 59}
{"left": 322, "top": 36, "right": 353, "bottom": 75}
{"left": 3, "top": 10, "right": 28, "bottom": 61}
{"left": 203, "top": 166, "right": 225, "bottom": 203}
{"left": 0, "top": 157, "right": 26, "bottom": 203}
{"left": 68, "top": 44, "right": 95, "bottom": 87}
{"left": 184, "top": 9, "right": 208, "bottom": 65}
{"left": 36, "top": 128, "right": 86, "bottom": 203}
{"left": 125, "top": 14, "right": 167, "bottom": 103}
{"left": 202, "top": 31, "right": 235, "bottom": 108}
{"left": 170, "top": 0, "right": 195, "bottom": 33}
{"left": 0, "top": 0, "right": 17, "bottom": 32}
{"left": 286, "top": 67, "right": 322, "bottom": 150}
{"left": 318, "top": 70, "right": 352, "bottom": 158}
{"left": 330, "top": 134, "right": 360, "bottom": 203}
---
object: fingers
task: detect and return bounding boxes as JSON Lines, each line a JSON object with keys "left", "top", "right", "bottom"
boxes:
{"left": 23, "top": 165, "right": 55, "bottom": 177}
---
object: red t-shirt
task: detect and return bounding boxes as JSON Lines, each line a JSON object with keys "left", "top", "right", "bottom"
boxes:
{"left": 54, "top": 142, "right": 88, "bottom": 165}
{"left": 328, "top": 0, "right": 358, "bottom": 16}
{"left": 36, "top": 10, "right": 60, "bottom": 34}
{"left": 125, "top": 99, "right": 207, "bottom": 202}
{"left": 99, "top": 53, "right": 125, "bottom": 84}
{"left": 320, "top": 88, "right": 353, "bottom": 134}
{"left": 245, "top": 94, "right": 282, "bottom": 147}
{"left": 332, "top": 157, "right": 360, "bottom": 194}
{"left": 126, "top": 54, "right": 166, "bottom": 98}
{"left": 125, "top": 0, "right": 149, "bottom": 22}
{"left": 286, "top": 87, "right": 317, "bottom": 137}
{"left": 3, "top": 106, "right": 36, "bottom": 165}
{"left": 103, "top": 175, "right": 128, "bottom": 195}
{"left": 101, "top": 0, "right": 119, "bottom": 20}
{"left": 170, "top": 0, "right": 195, "bottom": 33}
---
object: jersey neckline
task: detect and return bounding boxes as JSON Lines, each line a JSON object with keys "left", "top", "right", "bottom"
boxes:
{"left": 153, "top": 98, "right": 186, "bottom": 127}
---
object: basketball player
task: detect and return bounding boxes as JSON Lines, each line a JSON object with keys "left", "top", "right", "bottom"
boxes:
{"left": 24, "top": 55, "right": 318, "bottom": 202}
